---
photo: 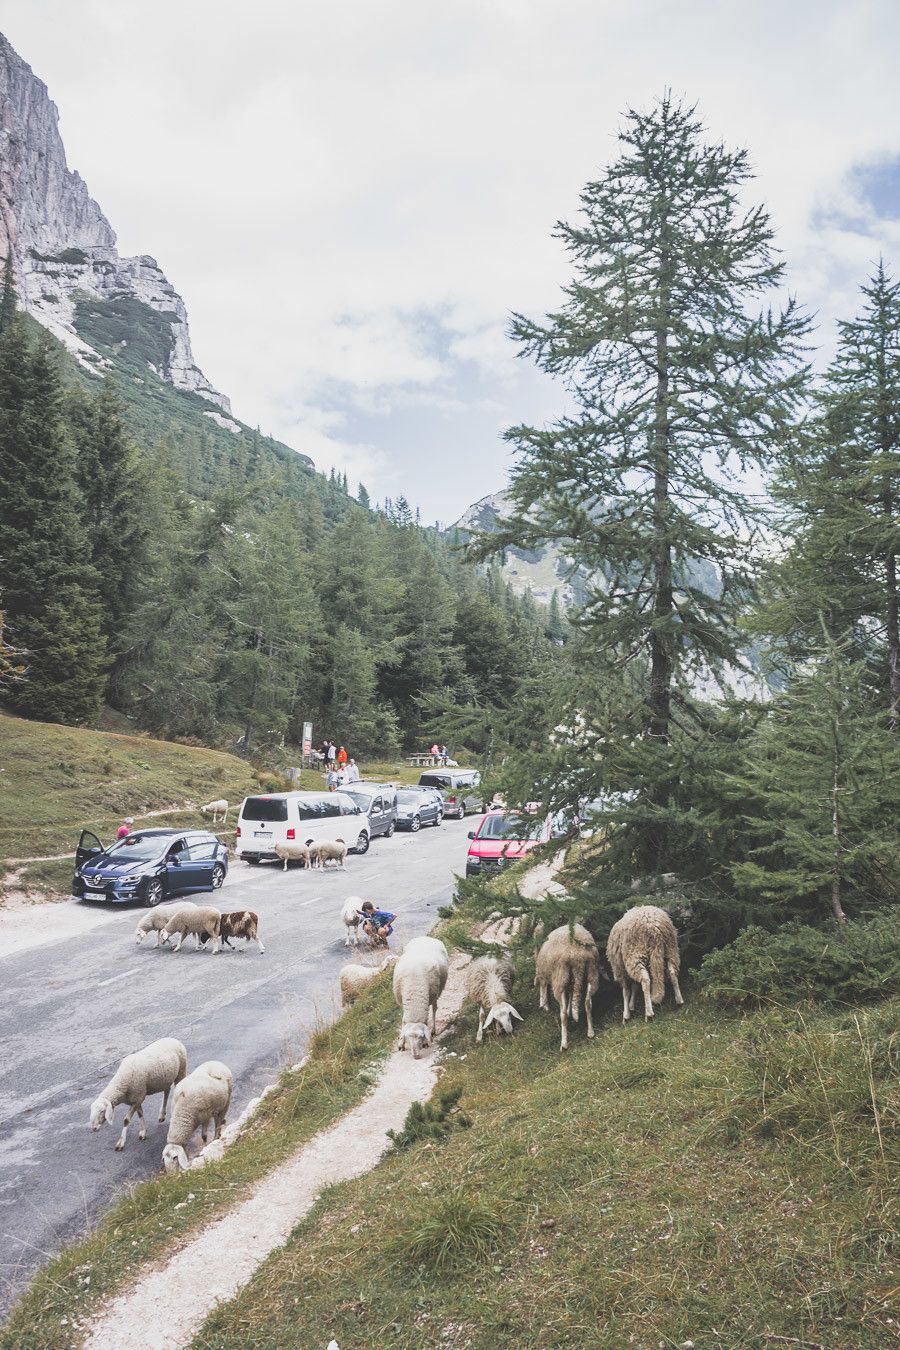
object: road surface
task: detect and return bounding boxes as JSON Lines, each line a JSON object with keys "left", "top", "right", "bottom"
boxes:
{"left": 0, "top": 819, "right": 467, "bottom": 1319}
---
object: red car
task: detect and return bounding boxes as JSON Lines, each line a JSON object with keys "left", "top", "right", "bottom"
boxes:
{"left": 465, "top": 809, "right": 552, "bottom": 877}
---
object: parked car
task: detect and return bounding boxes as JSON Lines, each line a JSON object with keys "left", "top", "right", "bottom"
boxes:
{"left": 416, "top": 768, "right": 483, "bottom": 820}
{"left": 394, "top": 786, "right": 442, "bottom": 831}
{"left": 464, "top": 809, "right": 552, "bottom": 877}
{"left": 340, "top": 783, "right": 398, "bottom": 840}
{"left": 73, "top": 828, "right": 229, "bottom": 907}
{"left": 235, "top": 791, "right": 371, "bottom": 863}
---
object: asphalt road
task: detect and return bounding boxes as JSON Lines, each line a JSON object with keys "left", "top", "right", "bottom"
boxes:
{"left": 0, "top": 817, "right": 467, "bottom": 1319}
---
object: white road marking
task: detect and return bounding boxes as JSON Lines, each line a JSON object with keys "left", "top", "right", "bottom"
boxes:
{"left": 97, "top": 966, "right": 139, "bottom": 987}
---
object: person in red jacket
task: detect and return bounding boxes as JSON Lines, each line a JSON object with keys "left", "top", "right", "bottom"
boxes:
{"left": 116, "top": 816, "right": 134, "bottom": 840}
{"left": 337, "top": 745, "right": 348, "bottom": 767}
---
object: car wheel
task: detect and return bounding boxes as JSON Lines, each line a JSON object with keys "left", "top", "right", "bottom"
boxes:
{"left": 355, "top": 831, "right": 370, "bottom": 855}
{"left": 385, "top": 821, "right": 395, "bottom": 838}
{"left": 410, "top": 815, "right": 421, "bottom": 833}
{"left": 144, "top": 879, "right": 164, "bottom": 908}
{"left": 244, "top": 855, "right": 260, "bottom": 865}
{"left": 433, "top": 811, "right": 441, "bottom": 827}
{"left": 211, "top": 864, "right": 226, "bottom": 889}
{"left": 457, "top": 804, "right": 466, "bottom": 820}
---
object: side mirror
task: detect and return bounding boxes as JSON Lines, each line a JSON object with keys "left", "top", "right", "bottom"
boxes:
{"left": 168, "top": 855, "right": 180, "bottom": 866}
{"left": 467, "top": 830, "right": 476, "bottom": 840}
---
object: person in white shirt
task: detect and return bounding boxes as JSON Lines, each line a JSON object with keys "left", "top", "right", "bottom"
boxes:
{"left": 347, "top": 759, "right": 360, "bottom": 783}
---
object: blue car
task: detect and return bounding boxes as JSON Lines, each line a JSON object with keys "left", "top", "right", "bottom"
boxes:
{"left": 72, "top": 828, "right": 229, "bottom": 907}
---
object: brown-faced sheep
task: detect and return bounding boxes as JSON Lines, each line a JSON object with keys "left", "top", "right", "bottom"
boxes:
{"left": 534, "top": 923, "right": 602, "bottom": 1051}
{"left": 606, "top": 904, "right": 683, "bottom": 1023}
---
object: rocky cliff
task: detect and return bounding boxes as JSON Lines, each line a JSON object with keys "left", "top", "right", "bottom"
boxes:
{"left": 0, "top": 31, "right": 229, "bottom": 410}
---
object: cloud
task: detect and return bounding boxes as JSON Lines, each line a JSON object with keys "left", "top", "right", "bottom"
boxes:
{"left": 3, "top": 0, "right": 900, "bottom": 518}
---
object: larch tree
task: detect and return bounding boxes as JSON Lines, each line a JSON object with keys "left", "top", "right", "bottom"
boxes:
{"left": 476, "top": 95, "right": 809, "bottom": 870}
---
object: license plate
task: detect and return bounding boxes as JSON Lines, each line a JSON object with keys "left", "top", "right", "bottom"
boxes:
{"left": 84, "top": 889, "right": 106, "bottom": 899}
{"left": 253, "top": 831, "right": 273, "bottom": 840}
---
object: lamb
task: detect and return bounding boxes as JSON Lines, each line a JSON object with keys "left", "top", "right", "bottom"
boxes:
{"left": 340, "top": 955, "right": 396, "bottom": 1007}
{"left": 162, "top": 1060, "right": 233, "bottom": 1173}
{"left": 535, "top": 923, "right": 602, "bottom": 1051}
{"left": 606, "top": 904, "right": 684, "bottom": 1023}
{"left": 392, "top": 935, "right": 449, "bottom": 1058}
{"left": 341, "top": 896, "right": 364, "bottom": 945}
{"left": 311, "top": 839, "right": 348, "bottom": 869}
{"left": 134, "top": 901, "right": 197, "bottom": 947}
{"left": 89, "top": 1037, "right": 187, "bottom": 1151}
{"left": 467, "top": 954, "right": 522, "bottom": 1042}
{"left": 160, "top": 905, "right": 222, "bottom": 953}
{"left": 274, "top": 841, "right": 311, "bottom": 870}
{"left": 200, "top": 799, "right": 228, "bottom": 824}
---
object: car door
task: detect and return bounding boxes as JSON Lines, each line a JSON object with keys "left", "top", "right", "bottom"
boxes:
{"left": 187, "top": 839, "right": 219, "bottom": 890}
{"left": 370, "top": 795, "right": 385, "bottom": 836}
{"left": 75, "top": 829, "right": 105, "bottom": 871}
{"left": 163, "top": 839, "right": 197, "bottom": 896}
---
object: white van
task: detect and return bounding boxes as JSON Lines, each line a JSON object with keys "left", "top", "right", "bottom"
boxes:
{"left": 235, "top": 792, "right": 371, "bottom": 863}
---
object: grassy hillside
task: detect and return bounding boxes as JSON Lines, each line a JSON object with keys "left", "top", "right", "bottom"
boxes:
{"left": 0, "top": 711, "right": 257, "bottom": 865}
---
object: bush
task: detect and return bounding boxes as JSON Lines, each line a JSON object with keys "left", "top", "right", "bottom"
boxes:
{"left": 393, "top": 1185, "right": 509, "bottom": 1272}
{"left": 388, "top": 1086, "right": 470, "bottom": 1150}
{"left": 698, "top": 910, "right": 900, "bottom": 1009}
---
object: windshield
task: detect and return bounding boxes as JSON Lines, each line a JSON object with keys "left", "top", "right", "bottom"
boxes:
{"left": 418, "top": 773, "right": 449, "bottom": 788}
{"left": 240, "top": 796, "right": 289, "bottom": 823}
{"left": 476, "top": 813, "right": 544, "bottom": 842}
{"left": 343, "top": 790, "right": 372, "bottom": 811}
{"left": 105, "top": 836, "right": 167, "bottom": 862}
{"left": 396, "top": 791, "right": 421, "bottom": 806}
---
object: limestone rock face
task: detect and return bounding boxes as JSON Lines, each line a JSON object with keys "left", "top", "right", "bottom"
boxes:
{"left": 0, "top": 32, "right": 229, "bottom": 410}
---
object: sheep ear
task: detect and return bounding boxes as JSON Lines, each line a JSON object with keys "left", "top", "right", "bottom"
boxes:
{"left": 104, "top": 1102, "right": 114, "bottom": 1125}
{"left": 510, "top": 1005, "right": 524, "bottom": 1022}
{"left": 483, "top": 1008, "right": 496, "bottom": 1030}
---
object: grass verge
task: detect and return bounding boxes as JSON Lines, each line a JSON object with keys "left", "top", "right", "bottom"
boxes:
{"left": 0, "top": 976, "right": 399, "bottom": 1350}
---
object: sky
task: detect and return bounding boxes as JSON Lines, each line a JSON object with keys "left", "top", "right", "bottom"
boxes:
{"left": 3, "top": 0, "right": 900, "bottom": 523}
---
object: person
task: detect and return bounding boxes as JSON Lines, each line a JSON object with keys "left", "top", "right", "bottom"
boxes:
{"left": 347, "top": 758, "right": 360, "bottom": 783}
{"left": 440, "top": 745, "right": 449, "bottom": 765}
{"left": 358, "top": 900, "right": 395, "bottom": 944}
{"left": 430, "top": 742, "right": 440, "bottom": 759}
{"left": 328, "top": 741, "right": 337, "bottom": 767}
{"left": 116, "top": 816, "right": 134, "bottom": 840}
{"left": 326, "top": 765, "right": 338, "bottom": 791}
{"left": 337, "top": 745, "right": 348, "bottom": 767}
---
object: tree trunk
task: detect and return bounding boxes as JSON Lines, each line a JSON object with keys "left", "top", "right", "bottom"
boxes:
{"left": 830, "top": 751, "right": 848, "bottom": 924}
{"left": 885, "top": 494, "right": 899, "bottom": 729}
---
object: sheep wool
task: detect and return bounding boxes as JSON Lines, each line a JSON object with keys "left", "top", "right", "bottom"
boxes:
{"left": 339, "top": 956, "right": 395, "bottom": 1007}
{"left": 341, "top": 896, "right": 365, "bottom": 946}
{"left": 274, "top": 842, "right": 311, "bottom": 870}
{"left": 534, "top": 923, "right": 602, "bottom": 1052}
{"left": 392, "top": 936, "right": 449, "bottom": 1058}
{"left": 606, "top": 905, "right": 683, "bottom": 1023}
{"left": 162, "top": 1061, "right": 233, "bottom": 1173}
{"left": 160, "top": 906, "right": 222, "bottom": 953}
{"left": 466, "top": 954, "right": 522, "bottom": 1042}
{"left": 89, "top": 1037, "right": 188, "bottom": 1151}
{"left": 134, "top": 901, "right": 198, "bottom": 946}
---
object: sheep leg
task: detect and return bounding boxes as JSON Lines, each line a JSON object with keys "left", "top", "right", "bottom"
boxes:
{"left": 621, "top": 981, "right": 631, "bottom": 1023}
{"left": 585, "top": 985, "right": 595, "bottom": 1039}
{"left": 214, "top": 1113, "right": 226, "bottom": 1140}
{"left": 159, "top": 1085, "right": 171, "bottom": 1122}
{"left": 476, "top": 1007, "right": 485, "bottom": 1043}
{"left": 256, "top": 933, "right": 266, "bottom": 954}
{"left": 559, "top": 992, "right": 569, "bottom": 1051}
{"left": 170, "top": 932, "right": 183, "bottom": 953}
{"left": 668, "top": 960, "right": 684, "bottom": 1006}
{"left": 283, "top": 857, "right": 289, "bottom": 871}
{"left": 639, "top": 969, "right": 654, "bottom": 1020}
{"left": 207, "top": 932, "right": 220, "bottom": 953}
{"left": 201, "top": 1118, "right": 210, "bottom": 1144}
{"left": 537, "top": 980, "right": 549, "bottom": 1011}
{"left": 430, "top": 1000, "right": 437, "bottom": 1034}
{"left": 114, "top": 1106, "right": 134, "bottom": 1151}
{"left": 135, "top": 1103, "right": 147, "bottom": 1142}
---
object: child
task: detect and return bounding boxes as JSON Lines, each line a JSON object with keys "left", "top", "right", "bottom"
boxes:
{"left": 358, "top": 901, "right": 395, "bottom": 944}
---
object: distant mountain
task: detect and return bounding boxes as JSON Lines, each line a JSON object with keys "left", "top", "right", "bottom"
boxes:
{"left": 0, "top": 31, "right": 314, "bottom": 476}
{"left": 452, "top": 491, "right": 593, "bottom": 608}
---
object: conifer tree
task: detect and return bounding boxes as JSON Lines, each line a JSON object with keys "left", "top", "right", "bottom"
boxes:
{"left": 0, "top": 254, "right": 16, "bottom": 334}
{"left": 0, "top": 324, "right": 106, "bottom": 722}
{"left": 478, "top": 95, "right": 808, "bottom": 870}
{"left": 357, "top": 482, "right": 371, "bottom": 509}
{"left": 547, "top": 588, "right": 566, "bottom": 642}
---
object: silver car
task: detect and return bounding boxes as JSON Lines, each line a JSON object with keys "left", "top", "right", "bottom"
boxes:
{"left": 394, "top": 787, "right": 442, "bottom": 831}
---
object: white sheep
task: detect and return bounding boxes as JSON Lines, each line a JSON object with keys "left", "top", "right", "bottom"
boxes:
{"left": 274, "top": 841, "right": 311, "bottom": 870}
{"left": 467, "top": 954, "right": 522, "bottom": 1043}
{"left": 89, "top": 1037, "right": 187, "bottom": 1151}
{"left": 392, "top": 935, "right": 449, "bottom": 1058}
{"left": 200, "top": 799, "right": 228, "bottom": 824}
{"left": 162, "top": 1060, "right": 233, "bottom": 1173}
{"left": 535, "top": 923, "right": 602, "bottom": 1051}
{"left": 160, "top": 905, "right": 222, "bottom": 953}
{"left": 606, "top": 904, "right": 684, "bottom": 1023}
{"left": 134, "top": 901, "right": 198, "bottom": 947}
{"left": 340, "top": 955, "right": 396, "bottom": 1007}
{"left": 341, "top": 896, "right": 365, "bottom": 946}
{"left": 311, "top": 839, "right": 348, "bottom": 869}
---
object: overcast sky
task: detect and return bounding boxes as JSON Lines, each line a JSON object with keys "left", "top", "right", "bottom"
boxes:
{"left": 4, "top": 1, "right": 900, "bottom": 522}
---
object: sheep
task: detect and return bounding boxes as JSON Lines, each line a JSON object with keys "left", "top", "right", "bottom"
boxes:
{"left": 89, "top": 1037, "right": 187, "bottom": 1151}
{"left": 340, "top": 955, "right": 396, "bottom": 1007}
{"left": 606, "top": 904, "right": 684, "bottom": 1023}
{"left": 160, "top": 905, "right": 222, "bottom": 953}
{"left": 392, "top": 935, "right": 449, "bottom": 1058}
{"left": 341, "top": 896, "right": 364, "bottom": 945}
{"left": 162, "top": 1060, "right": 233, "bottom": 1173}
{"left": 467, "top": 954, "right": 523, "bottom": 1043}
{"left": 200, "top": 799, "right": 228, "bottom": 824}
{"left": 274, "top": 841, "right": 311, "bottom": 870}
{"left": 134, "top": 901, "right": 198, "bottom": 947}
{"left": 311, "top": 839, "right": 348, "bottom": 869}
{"left": 535, "top": 923, "right": 602, "bottom": 1051}
{"left": 209, "top": 910, "right": 265, "bottom": 954}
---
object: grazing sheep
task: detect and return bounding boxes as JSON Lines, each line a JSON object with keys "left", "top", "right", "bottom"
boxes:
{"left": 393, "top": 936, "right": 449, "bottom": 1058}
{"left": 606, "top": 904, "right": 683, "bottom": 1023}
{"left": 535, "top": 923, "right": 602, "bottom": 1051}
{"left": 162, "top": 1061, "right": 233, "bottom": 1173}
{"left": 200, "top": 799, "right": 228, "bottom": 824}
{"left": 134, "top": 901, "right": 198, "bottom": 947}
{"left": 467, "top": 954, "right": 522, "bottom": 1043}
{"left": 341, "top": 896, "right": 365, "bottom": 946}
{"left": 311, "top": 839, "right": 348, "bottom": 869}
{"left": 90, "top": 1038, "right": 187, "bottom": 1151}
{"left": 219, "top": 910, "right": 265, "bottom": 954}
{"left": 274, "top": 841, "right": 311, "bottom": 870}
{"left": 160, "top": 905, "right": 222, "bottom": 953}
{"left": 340, "top": 955, "right": 396, "bottom": 1006}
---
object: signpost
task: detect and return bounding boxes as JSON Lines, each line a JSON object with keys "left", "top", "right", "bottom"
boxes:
{"left": 302, "top": 721, "right": 313, "bottom": 769}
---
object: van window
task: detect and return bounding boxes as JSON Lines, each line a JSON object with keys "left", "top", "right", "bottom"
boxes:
{"left": 338, "top": 798, "right": 358, "bottom": 816}
{"left": 296, "top": 799, "right": 327, "bottom": 821}
{"left": 241, "top": 797, "right": 288, "bottom": 823}
{"left": 418, "top": 773, "right": 449, "bottom": 788}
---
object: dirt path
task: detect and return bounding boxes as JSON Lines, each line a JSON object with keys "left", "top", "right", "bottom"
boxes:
{"left": 81, "top": 952, "right": 474, "bottom": 1350}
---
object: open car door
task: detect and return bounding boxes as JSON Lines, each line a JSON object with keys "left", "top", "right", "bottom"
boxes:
{"left": 75, "top": 829, "right": 104, "bottom": 870}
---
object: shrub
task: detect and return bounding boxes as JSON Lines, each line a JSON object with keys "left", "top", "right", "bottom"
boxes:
{"left": 698, "top": 910, "right": 900, "bottom": 1009}
{"left": 388, "top": 1085, "right": 470, "bottom": 1150}
{"left": 394, "top": 1185, "right": 508, "bottom": 1272}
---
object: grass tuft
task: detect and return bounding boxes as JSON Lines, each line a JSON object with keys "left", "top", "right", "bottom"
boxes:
{"left": 394, "top": 1186, "right": 510, "bottom": 1272}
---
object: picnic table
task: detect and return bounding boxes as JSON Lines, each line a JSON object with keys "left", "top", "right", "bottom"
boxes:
{"left": 407, "top": 753, "right": 439, "bottom": 768}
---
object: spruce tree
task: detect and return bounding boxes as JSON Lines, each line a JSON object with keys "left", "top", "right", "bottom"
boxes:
{"left": 478, "top": 95, "right": 808, "bottom": 870}
{"left": 0, "top": 254, "right": 16, "bottom": 334}
{"left": 0, "top": 325, "right": 106, "bottom": 722}
{"left": 358, "top": 482, "right": 371, "bottom": 509}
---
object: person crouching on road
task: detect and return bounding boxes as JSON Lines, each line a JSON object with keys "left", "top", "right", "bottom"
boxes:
{"left": 359, "top": 901, "right": 395, "bottom": 944}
